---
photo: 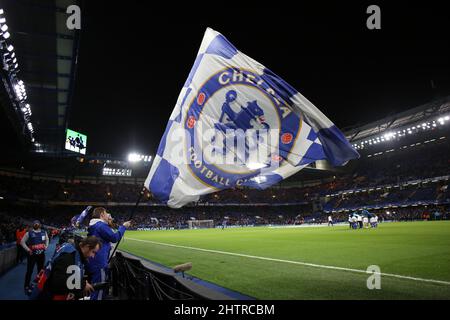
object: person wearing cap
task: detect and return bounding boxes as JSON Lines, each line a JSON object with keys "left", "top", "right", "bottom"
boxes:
{"left": 86, "top": 207, "right": 131, "bottom": 300}
{"left": 20, "top": 220, "right": 49, "bottom": 295}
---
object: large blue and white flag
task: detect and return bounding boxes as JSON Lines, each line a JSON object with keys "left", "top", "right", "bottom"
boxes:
{"left": 145, "top": 28, "right": 359, "bottom": 208}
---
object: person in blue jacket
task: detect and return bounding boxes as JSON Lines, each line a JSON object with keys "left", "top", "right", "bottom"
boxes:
{"left": 86, "top": 207, "right": 131, "bottom": 300}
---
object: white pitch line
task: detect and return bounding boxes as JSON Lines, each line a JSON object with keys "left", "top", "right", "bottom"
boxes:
{"left": 124, "top": 237, "right": 450, "bottom": 286}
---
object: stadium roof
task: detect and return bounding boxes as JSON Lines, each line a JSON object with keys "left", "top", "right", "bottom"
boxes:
{"left": 345, "top": 95, "right": 450, "bottom": 144}
{"left": 0, "top": 0, "right": 80, "bottom": 152}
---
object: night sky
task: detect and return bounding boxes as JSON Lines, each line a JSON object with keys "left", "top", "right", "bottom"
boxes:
{"left": 5, "top": 2, "right": 450, "bottom": 158}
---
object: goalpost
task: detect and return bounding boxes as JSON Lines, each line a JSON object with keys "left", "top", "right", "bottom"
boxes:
{"left": 188, "top": 220, "right": 215, "bottom": 229}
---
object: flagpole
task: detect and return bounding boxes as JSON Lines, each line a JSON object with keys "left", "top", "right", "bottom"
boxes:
{"left": 108, "top": 186, "right": 146, "bottom": 263}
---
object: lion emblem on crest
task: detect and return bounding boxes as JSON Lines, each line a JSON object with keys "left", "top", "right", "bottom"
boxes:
{"left": 212, "top": 90, "right": 270, "bottom": 158}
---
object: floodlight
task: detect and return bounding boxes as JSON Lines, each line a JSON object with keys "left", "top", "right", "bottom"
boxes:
{"left": 128, "top": 153, "right": 140, "bottom": 162}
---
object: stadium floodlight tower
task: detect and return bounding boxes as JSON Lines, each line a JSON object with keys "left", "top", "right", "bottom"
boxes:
{"left": 0, "top": 9, "right": 9, "bottom": 39}
{"left": 346, "top": 96, "right": 450, "bottom": 151}
{"left": 128, "top": 152, "right": 152, "bottom": 163}
{"left": 128, "top": 152, "right": 141, "bottom": 163}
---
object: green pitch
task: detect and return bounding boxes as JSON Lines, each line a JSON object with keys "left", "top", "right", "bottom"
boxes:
{"left": 119, "top": 221, "right": 450, "bottom": 299}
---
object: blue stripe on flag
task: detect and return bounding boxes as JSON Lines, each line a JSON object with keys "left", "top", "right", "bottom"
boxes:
{"left": 174, "top": 88, "right": 191, "bottom": 123}
{"left": 184, "top": 54, "right": 204, "bottom": 88}
{"left": 156, "top": 120, "right": 173, "bottom": 158}
{"left": 307, "top": 127, "right": 318, "bottom": 142}
{"left": 299, "top": 142, "right": 326, "bottom": 166}
{"left": 149, "top": 158, "right": 180, "bottom": 203}
{"left": 317, "top": 126, "right": 360, "bottom": 166}
{"left": 261, "top": 68, "right": 298, "bottom": 101}
{"left": 205, "top": 34, "right": 238, "bottom": 59}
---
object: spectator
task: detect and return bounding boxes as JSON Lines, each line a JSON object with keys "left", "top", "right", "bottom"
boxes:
{"left": 86, "top": 207, "right": 131, "bottom": 300}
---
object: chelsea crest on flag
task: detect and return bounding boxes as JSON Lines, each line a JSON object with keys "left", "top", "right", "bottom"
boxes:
{"left": 145, "top": 28, "right": 359, "bottom": 208}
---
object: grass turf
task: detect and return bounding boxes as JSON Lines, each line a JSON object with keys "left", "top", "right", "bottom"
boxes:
{"left": 119, "top": 221, "right": 450, "bottom": 299}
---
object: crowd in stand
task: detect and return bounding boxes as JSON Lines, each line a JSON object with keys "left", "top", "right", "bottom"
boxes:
{"left": 0, "top": 176, "right": 145, "bottom": 203}
{"left": 0, "top": 214, "right": 22, "bottom": 245}
{"left": 318, "top": 137, "right": 450, "bottom": 194}
{"left": 0, "top": 174, "right": 315, "bottom": 205}
{"left": 323, "top": 182, "right": 450, "bottom": 211}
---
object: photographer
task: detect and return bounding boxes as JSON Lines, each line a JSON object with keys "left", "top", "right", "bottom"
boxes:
{"left": 86, "top": 207, "right": 131, "bottom": 300}
{"left": 44, "top": 236, "right": 101, "bottom": 300}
